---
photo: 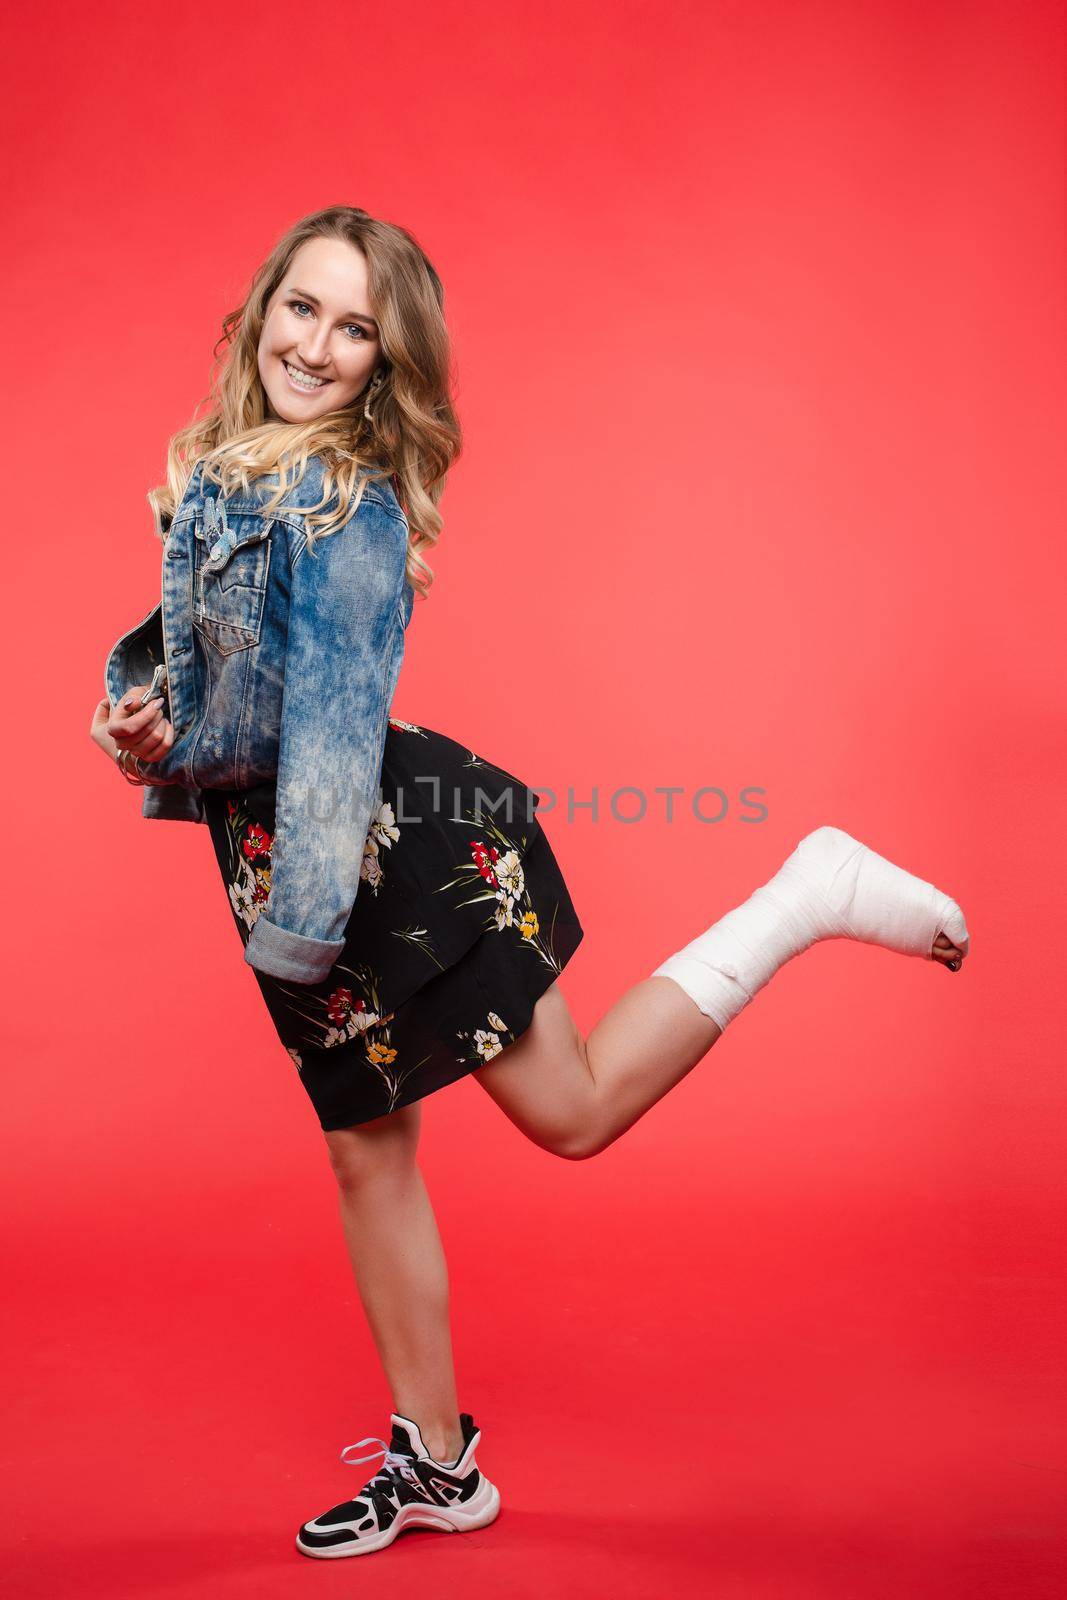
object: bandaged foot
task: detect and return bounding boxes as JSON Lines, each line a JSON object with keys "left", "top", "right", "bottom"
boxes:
{"left": 650, "top": 825, "right": 970, "bottom": 1033}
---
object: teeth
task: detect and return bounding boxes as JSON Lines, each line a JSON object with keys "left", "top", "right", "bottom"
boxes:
{"left": 284, "top": 360, "right": 328, "bottom": 390}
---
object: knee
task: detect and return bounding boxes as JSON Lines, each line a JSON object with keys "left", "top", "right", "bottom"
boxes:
{"left": 545, "top": 1126, "right": 609, "bottom": 1162}
{"left": 324, "top": 1107, "right": 419, "bottom": 1194}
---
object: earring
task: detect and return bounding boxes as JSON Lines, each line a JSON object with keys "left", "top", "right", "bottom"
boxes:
{"left": 363, "top": 369, "right": 385, "bottom": 423}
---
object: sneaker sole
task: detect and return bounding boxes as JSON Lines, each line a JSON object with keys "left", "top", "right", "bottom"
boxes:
{"left": 295, "top": 1474, "right": 501, "bottom": 1559}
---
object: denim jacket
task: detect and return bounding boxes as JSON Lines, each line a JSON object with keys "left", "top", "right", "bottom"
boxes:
{"left": 103, "top": 454, "right": 415, "bottom": 986}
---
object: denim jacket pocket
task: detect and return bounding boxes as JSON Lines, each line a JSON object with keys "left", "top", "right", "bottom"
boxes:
{"left": 192, "top": 500, "right": 273, "bottom": 657}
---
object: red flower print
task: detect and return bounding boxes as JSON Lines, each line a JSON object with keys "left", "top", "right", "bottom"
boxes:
{"left": 471, "top": 840, "right": 501, "bottom": 886}
{"left": 328, "top": 988, "right": 367, "bottom": 1027}
{"left": 226, "top": 800, "right": 237, "bottom": 817}
{"left": 242, "top": 822, "right": 273, "bottom": 860}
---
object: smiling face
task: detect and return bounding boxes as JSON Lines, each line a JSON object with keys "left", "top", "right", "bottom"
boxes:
{"left": 257, "top": 235, "right": 382, "bottom": 422}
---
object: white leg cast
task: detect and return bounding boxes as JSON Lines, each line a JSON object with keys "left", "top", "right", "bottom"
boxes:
{"left": 651, "top": 825, "right": 970, "bottom": 1033}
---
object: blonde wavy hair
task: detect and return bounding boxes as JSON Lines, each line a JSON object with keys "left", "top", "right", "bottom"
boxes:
{"left": 148, "top": 205, "right": 462, "bottom": 599}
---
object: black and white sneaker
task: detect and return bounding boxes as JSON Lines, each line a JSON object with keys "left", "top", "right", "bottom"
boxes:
{"left": 295, "top": 1411, "right": 500, "bottom": 1559}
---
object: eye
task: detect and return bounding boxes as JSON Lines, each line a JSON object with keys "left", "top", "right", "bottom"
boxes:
{"left": 286, "top": 299, "right": 371, "bottom": 343}
{"left": 288, "top": 301, "right": 367, "bottom": 341}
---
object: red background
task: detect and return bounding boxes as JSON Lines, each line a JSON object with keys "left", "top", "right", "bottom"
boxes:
{"left": 3, "top": 2, "right": 1064, "bottom": 1596}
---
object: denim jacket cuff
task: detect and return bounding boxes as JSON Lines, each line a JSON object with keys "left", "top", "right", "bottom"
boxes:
{"left": 244, "top": 916, "right": 343, "bottom": 985}
{"left": 141, "top": 784, "right": 206, "bottom": 824}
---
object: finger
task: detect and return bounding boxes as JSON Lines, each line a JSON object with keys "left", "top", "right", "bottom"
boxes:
{"left": 116, "top": 686, "right": 150, "bottom": 716}
{"left": 112, "top": 699, "right": 167, "bottom": 743}
{"left": 130, "top": 718, "right": 174, "bottom": 760}
{"left": 116, "top": 690, "right": 167, "bottom": 733}
{"left": 128, "top": 725, "right": 167, "bottom": 758}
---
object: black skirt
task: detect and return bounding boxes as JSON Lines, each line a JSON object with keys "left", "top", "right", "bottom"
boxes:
{"left": 201, "top": 717, "right": 585, "bottom": 1131}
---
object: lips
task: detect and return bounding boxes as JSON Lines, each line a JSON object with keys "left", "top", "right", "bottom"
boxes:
{"left": 282, "top": 359, "right": 330, "bottom": 391}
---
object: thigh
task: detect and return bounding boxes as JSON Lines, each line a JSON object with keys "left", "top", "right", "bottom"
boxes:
{"left": 470, "top": 980, "right": 593, "bottom": 1151}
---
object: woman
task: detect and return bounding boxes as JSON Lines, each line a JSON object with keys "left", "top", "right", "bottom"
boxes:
{"left": 90, "top": 205, "right": 971, "bottom": 1561}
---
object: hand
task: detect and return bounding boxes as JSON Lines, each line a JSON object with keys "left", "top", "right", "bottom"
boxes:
{"left": 90, "top": 688, "right": 175, "bottom": 781}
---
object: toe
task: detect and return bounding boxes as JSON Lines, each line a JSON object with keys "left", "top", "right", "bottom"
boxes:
{"left": 932, "top": 935, "right": 965, "bottom": 967}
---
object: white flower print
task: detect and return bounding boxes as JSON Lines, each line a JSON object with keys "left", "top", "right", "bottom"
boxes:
{"left": 228, "top": 864, "right": 266, "bottom": 931}
{"left": 494, "top": 850, "right": 525, "bottom": 901}
{"left": 369, "top": 798, "right": 400, "bottom": 849}
{"left": 456, "top": 1011, "right": 514, "bottom": 1065}
{"left": 322, "top": 1006, "right": 386, "bottom": 1051}
{"left": 360, "top": 799, "right": 401, "bottom": 893}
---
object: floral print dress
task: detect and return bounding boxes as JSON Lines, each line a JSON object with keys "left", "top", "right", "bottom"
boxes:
{"left": 201, "top": 718, "right": 584, "bottom": 1131}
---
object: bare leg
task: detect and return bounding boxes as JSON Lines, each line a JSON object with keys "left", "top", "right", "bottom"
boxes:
{"left": 472, "top": 973, "right": 722, "bottom": 1158}
{"left": 473, "top": 931, "right": 966, "bottom": 1160}
{"left": 324, "top": 1101, "right": 464, "bottom": 1465}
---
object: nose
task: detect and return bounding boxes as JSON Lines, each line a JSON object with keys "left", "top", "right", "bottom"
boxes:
{"left": 297, "top": 328, "right": 331, "bottom": 368}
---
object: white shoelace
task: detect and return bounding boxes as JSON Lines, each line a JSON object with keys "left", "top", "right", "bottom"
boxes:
{"left": 340, "top": 1436, "right": 419, "bottom": 1487}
